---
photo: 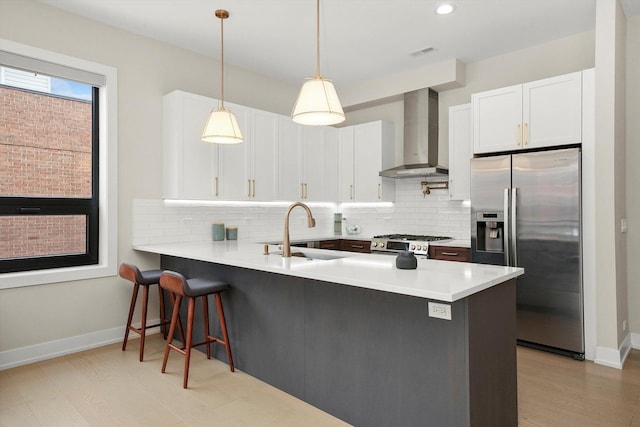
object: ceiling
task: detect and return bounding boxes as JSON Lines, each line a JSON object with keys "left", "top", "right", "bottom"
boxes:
{"left": 38, "top": 0, "right": 638, "bottom": 97}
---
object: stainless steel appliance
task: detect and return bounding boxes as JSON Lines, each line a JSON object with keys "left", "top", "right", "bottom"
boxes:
{"left": 371, "top": 234, "right": 452, "bottom": 256}
{"left": 471, "top": 147, "right": 583, "bottom": 359}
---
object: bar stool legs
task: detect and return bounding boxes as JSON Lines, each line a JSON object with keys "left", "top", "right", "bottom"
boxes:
{"left": 119, "top": 263, "right": 184, "bottom": 361}
{"left": 160, "top": 271, "right": 234, "bottom": 388}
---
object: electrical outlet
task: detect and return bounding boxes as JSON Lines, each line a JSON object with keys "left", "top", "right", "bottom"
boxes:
{"left": 428, "top": 302, "right": 452, "bottom": 320}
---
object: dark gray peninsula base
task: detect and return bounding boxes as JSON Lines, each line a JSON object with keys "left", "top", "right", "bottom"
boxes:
{"left": 162, "top": 255, "right": 517, "bottom": 427}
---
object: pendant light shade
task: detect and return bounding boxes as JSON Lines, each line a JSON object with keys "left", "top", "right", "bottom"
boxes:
{"left": 291, "top": 0, "right": 345, "bottom": 126}
{"left": 202, "top": 108, "right": 243, "bottom": 144}
{"left": 202, "top": 9, "right": 243, "bottom": 144}
{"left": 292, "top": 77, "right": 345, "bottom": 125}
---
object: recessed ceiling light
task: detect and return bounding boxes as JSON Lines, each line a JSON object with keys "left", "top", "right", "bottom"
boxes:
{"left": 436, "top": 4, "right": 455, "bottom": 15}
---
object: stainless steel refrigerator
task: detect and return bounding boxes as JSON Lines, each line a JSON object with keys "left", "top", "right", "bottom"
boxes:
{"left": 470, "top": 147, "right": 583, "bottom": 359}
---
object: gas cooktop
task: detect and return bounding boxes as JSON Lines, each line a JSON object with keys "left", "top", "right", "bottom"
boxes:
{"left": 372, "top": 234, "right": 453, "bottom": 241}
{"left": 370, "top": 234, "right": 453, "bottom": 255}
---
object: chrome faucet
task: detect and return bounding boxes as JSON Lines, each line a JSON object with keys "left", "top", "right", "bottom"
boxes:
{"left": 282, "top": 202, "right": 316, "bottom": 257}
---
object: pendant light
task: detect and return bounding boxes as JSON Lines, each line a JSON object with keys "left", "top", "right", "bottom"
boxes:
{"left": 202, "top": 9, "right": 243, "bottom": 144}
{"left": 291, "top": 0, "right": 345, "bottom": 126}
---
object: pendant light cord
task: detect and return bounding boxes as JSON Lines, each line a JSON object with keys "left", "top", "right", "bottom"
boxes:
{"left": 316, "top": 0, "right": 321, "bottom": 78}
{"left": 220, "top": 13, "right": 225, "bottom": 109}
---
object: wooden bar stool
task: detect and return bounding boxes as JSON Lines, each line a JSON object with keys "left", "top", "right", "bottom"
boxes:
{"left": 119, "top": 263, "right": 184, "bottom": 361}
{"left": 159, "top": 270, "right": 234, "bottom": 388}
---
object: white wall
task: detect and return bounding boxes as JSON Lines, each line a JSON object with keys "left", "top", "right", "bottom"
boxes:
{"left": 626, "top": 16, "right": 640, "bottom": 339}
{"left": 594, "top": 0, "right": 629, "bottom": 359}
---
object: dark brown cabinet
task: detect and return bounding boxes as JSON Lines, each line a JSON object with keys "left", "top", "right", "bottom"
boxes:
{"left": 340, "top": 239, "right": 370, "bottom": 253}
{"left": 429, "top": 246, "right": 470, "bottom": 262}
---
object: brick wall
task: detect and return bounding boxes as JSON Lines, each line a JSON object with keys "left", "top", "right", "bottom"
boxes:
{"left": 0, "top": 86, "right": 92, "bottom": 197}
{"left": 0, "top": 86, "right": 92, "bottom": 259}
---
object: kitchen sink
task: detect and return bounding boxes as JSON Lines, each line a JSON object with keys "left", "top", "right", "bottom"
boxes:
{"left": 270, "top": 250, "right": 346, "bottom": 261}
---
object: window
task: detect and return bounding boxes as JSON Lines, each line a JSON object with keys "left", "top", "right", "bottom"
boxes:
{"left": 1, "top": 68, "right": 98, "bottom": 273}
{"left": 0, "top": 39, "right": 117, "bottom": 288}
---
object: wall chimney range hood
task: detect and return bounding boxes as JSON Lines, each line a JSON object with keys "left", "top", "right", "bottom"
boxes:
{"left": 379, "top": 88, "right": 448, "bottom": 179}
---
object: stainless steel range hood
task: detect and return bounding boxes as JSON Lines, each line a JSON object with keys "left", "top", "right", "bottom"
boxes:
{"left": 379, "top": 88, "right": 448, "bottom": 179}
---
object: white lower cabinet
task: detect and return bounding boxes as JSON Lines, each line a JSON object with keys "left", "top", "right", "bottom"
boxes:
{"left": 448, "top": 104, "right": 471, "bottom": 201}
{"left": 163, "top": 91, "right": 220, "bottom": 200}
{"left": 339, "top": 121, "right": 395, "bottom": 202}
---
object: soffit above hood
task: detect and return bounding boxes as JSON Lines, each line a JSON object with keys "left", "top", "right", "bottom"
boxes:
{"left": 379, "top": 88, "right": 448, "bottom": 179}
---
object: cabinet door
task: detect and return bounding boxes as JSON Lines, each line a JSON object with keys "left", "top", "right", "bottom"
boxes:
{"left": 278, "top": 117, "right": 303, "bottom": 200}
{"left": 429, "top": 246, "right": 470, "bottom": 262}
{"left": 323, "top": 127, "right": 339, "bottom": 202}
{"left": 163, "top": 91, "right": 219, "bottom": 200}
{"left": 338, "top": 127, "right": 355, "bottom": 202}
{"left": 472, "top": 84, "right": 522, "bottom": 154}
{"left": 301, "top": 126, "right": 325, "bottom": 201}
{"left": 523, "top": 71, "right": 582, "bottom": 149}
{"left": 448, "top": 104, "right": 471, "bottom": 201}
{"left": 219, "top": 104, "right": 251, "bottom": 200}
{"left": 354, "top": 122, "right": 383, "bottom": 201}
{"left": 251, "top": 110, "right": 278, "bottom": 200}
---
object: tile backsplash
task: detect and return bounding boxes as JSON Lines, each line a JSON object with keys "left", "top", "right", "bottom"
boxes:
{"left": 132, "top": 178, "right": 470, "bottom": 245}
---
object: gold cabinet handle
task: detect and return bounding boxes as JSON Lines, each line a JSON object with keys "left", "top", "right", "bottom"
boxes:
{"left": 304, "top": 183, "right": 308, "bottom": 199}
{"left": 301, "top": 183, "right": 305, "bottom": 199}
{"left": 350, "top": 184, "right": 353, "bottom": 200}
{"left": 214, "top": 177, "right": 219, "bottom": 197}
{"left": 252, "top": 179, "right": 256, "bottom": 197}
{"left": 377, "top": 183, "right": 382, "bottom": 200}
{"left": 524, "top": 123, "right": 529, "bottom": 146}
{"left": 516, "top": 123, "right": 522, "bottom": 146}
{"left": 441, "top": 252, "right": 459, "bottom": 257}
{"left": 248, "top": 179, "right": 251, "bottom": 197}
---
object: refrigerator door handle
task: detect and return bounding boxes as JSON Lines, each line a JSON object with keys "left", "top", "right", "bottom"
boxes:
{"left": 511, "top": 187, "right": 518, "bottom": 267}
{"left": 504, "top": 188, "right": 511, "bottom": 266}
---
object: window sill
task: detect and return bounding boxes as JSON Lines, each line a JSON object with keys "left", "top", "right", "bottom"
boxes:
{"left": 0, "top": 262, "right": 117, "bottom": 290}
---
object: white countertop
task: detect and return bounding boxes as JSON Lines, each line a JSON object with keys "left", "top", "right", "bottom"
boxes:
{"left": 134, "top": 240, "right": 522, "bottom": 302}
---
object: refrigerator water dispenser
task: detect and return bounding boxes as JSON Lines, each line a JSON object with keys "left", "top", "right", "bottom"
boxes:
{"left": 475, "top": 212, "right": 504, "bottom": 253}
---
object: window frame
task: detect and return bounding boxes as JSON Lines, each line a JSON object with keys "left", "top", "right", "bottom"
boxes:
{"left": 0, "top": 39, "right": 117, "bottom": 289}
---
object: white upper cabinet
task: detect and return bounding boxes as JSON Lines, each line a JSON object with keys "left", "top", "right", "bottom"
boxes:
{"left": 352, "top": 121, "right": 395, "bottom": 202}
{"left": 448, "top": 103, "right": 472, "bottom": 201}
{"left": 301, "top": 126, "right": 325, "bottom": 201}
{"left": 218, "top": 103, "right": 251, "bottom": 200}
{"left": 163, "top": 90, "right": 220, "bottom": 200}
{"left": 277, "top": 117, "right": 303, "bottom": 200}
{"left": 249, "top": 110, "right": 279, "bottom": 201}
{"left": 338, "top": 126, "right": 355, "bottom": 202}
{"left": 278, "top": 120, "right": 339, "bottom": 201}
{"left": 473, "top": 71, "right": 582, "bottom": 154}
{"left": 219, "top": 104, "right": 278, "bottom": 201}
{"left": 322, "top": 127, "right": 339, "bottom": 202}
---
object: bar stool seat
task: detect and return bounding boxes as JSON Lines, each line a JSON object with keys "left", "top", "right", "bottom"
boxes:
{"left": 119, "top": 263, "right": 184, "bottom": 361}
{"left": 159, "top": 270, "right": 234, "bottom": 388}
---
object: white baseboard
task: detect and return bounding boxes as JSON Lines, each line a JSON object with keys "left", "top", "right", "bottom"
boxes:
{"left": 0, "top": 320, "right": 161, "bottom": 371}
{"left": 594, "top": 333, "right": 632, "bottom": 369}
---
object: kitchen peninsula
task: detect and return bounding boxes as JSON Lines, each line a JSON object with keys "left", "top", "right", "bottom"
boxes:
{"left": 135, "top": 240, "right": 523, "bottom": 426}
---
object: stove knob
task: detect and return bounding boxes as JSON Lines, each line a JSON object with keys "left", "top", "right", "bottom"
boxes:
{"left": 410, "top": 244, "right": 416, "bottom": 250}
{"left": 416, "top": 245, "right": 422, "bottom": 251}
{"left": 372, "top": 242, "right": 378, "bottom": 248}
{"left": 379, "top": 243, "right": 385, "bottom": 248}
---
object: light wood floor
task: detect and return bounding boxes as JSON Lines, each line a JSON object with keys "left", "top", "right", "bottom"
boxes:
{"left": 1, "top": 334, "right": 639, "bottom": 426}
